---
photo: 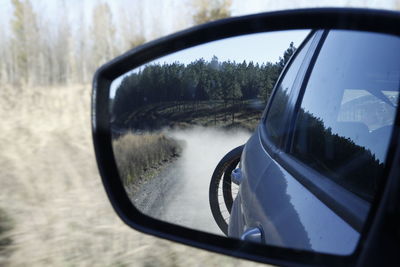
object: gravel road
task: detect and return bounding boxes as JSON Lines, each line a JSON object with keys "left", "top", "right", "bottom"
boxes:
{"left": 132, "top": 127, "right": 251, "bottom": 236}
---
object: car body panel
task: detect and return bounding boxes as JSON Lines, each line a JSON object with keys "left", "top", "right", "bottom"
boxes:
{"left": 229, "top": 126, "right": 359, "bottom": 254}
{"left": 228, "top": 28, "right": 400, "bottom": 256}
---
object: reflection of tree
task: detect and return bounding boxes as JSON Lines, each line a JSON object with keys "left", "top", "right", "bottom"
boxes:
{"left": 112, "top": 43, "right": 296, "bottom": 128}
{"left": 264, "top": 84, "right": 291, "bottom": 145}
{"left": 293, "top": 109, "right": 384, "bottom": 201}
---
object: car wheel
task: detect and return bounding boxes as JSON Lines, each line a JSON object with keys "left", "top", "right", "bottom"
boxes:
{"left": 209, "top": 145, "right": 243, "bottom": 235}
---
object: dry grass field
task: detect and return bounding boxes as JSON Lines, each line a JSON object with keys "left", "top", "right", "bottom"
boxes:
{"left": 0, "top": 84, "right": 265, "bottom": 266}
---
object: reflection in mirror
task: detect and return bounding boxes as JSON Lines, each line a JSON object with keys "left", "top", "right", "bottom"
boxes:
{"left": 109, "top": 30, "right": 330, "bottom": 246}
{"left": 109, "top": 28, "right": 400, "bottom": 256}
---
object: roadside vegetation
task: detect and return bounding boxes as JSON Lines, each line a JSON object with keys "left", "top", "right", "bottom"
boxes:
{"left": 113, "top": 133, "right": 182, "bottom": 189}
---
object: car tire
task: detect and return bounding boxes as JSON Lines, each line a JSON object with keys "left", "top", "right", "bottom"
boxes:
{"left": 209, "top": 145, "right": 244, "bottom": 235}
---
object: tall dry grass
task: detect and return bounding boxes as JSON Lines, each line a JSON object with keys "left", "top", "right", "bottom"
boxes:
{"left": 113, "top": 133, "right": 181, "bottom": 185}
{"left": 0, "top": 84, "right": 264, "bottom": 266}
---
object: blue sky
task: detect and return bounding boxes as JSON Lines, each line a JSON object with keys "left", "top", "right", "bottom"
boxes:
{"left": 151, "top": 30, "right": 309, "bottom": 66}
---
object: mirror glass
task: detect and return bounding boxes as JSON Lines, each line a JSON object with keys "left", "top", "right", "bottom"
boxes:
{"left": 109, "top": 29, "right": 400, "bottom": 255}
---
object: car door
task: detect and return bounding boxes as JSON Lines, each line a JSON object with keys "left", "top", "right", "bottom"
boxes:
{"left": 230, "top": 29, "right": 400, "bottom": 255}
{"left": 228, "top": 30, "right": 324, "bottom": 248}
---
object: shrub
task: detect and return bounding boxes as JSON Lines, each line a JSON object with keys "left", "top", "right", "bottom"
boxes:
{"left": 112, "top": 133, "right": 182, "bottom": 185}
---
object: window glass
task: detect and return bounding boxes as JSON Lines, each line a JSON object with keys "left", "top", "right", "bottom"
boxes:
{"left": 338, "top": 89, "right": 399, "bottom": 131}
{"left": 265, "top": 36, "right": 313, "bottom": 145}
{"left": 291, "top": 30, "right": 400, "bottom": 201}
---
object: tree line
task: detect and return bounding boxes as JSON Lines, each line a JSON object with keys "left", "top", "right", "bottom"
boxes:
{"left": 113, "top": 42, "right": 296, "bottom": 123}
{"left": 0, "top": 0, "right": 232, "bottom": 86}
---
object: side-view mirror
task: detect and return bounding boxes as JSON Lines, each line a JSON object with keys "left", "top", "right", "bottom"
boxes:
{"left": 92, "top": 8, "right": 400, "bottom": 266}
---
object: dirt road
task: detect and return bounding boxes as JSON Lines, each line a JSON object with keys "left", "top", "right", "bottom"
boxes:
{"left": 132, "top": 127, "right": 251, "bottom": 236}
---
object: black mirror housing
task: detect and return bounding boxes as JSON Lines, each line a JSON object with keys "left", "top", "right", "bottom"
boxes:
{"left": 92, "top": 8, "right": 400, "bottom": 266}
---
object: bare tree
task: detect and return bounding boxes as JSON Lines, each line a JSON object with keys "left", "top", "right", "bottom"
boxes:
{"left": 0, "top": 0, "right": 231, "bottom": 87}
{"left": 10, "top": 0, "right": 41, "bottom": 85}
{"left": 53, "top": 4, "right": 73, "bottom": 84}
{"left": 118, "top": 3, "right": 146, "bottom": 53}
{"left": 90, "top": 2, "right": 116, "bottom": 71}
{"left": 0, "top": 23, "right": 7, "bottom": 85}
{"left": 192, "top": 0, "right": 232, "bottom": 25}
{"left": 75, "top": 6, "right": 89, "bottom": 84}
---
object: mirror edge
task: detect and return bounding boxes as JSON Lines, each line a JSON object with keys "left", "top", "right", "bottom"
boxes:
{"left": 92, "top": 7, "right": 400, "bottom": 266}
